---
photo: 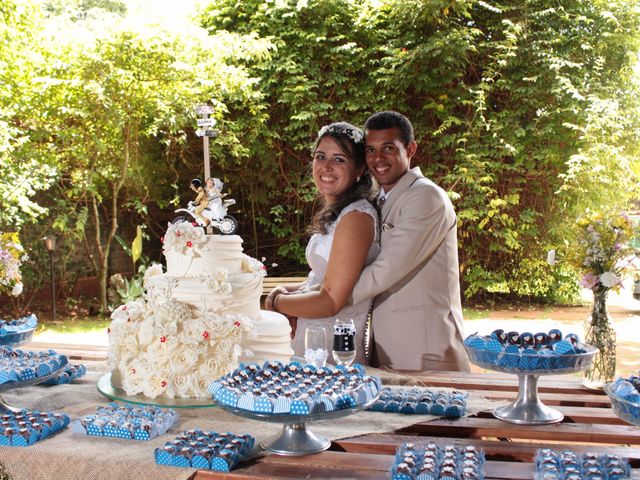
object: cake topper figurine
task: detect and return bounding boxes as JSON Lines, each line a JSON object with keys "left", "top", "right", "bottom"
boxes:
{"left": 173, "top": 177, "right": 238, "bottom": 235}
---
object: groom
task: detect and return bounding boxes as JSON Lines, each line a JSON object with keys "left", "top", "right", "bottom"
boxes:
{"left": 352, "top": 111, "right": 470, "bottom": 372}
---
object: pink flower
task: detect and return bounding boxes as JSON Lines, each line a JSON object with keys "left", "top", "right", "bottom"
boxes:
{"left": 580, "top": 272, "right": 599, "bottom": 289}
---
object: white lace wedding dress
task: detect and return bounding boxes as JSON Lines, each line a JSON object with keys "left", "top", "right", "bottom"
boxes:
{"left": 292, "top": 199, "right": 380, "bottom": 365}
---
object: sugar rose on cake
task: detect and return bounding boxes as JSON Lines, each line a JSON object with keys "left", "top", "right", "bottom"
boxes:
{"left": 108, "top": 221, "right": 293, "bottom": 399}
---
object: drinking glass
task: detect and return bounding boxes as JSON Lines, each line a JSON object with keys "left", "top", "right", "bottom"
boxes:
{"left": 304, "top": 326, "right": 328, "bottom": 368}
{"left": 332, "top": 318, "right": 356, "bottom": 367}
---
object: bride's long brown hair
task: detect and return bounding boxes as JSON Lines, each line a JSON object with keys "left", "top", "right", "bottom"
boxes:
{"left": 307, "top": 122, "right": 376, "bottom": 235}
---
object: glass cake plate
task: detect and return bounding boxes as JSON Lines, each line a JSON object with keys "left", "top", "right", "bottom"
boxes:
{"left": 97, "top": 373, "right": 217, "bottom": 409}
{"left": 0, "top": 327, "right": 35, "bottom": 348}
{"left": 0, "top": 364, "right": 65, "bottom": 412}
{"left": 604, "top": 382, "right": 640, "bottom": 427}
{"left": 217, "top": 394, "right": 379, "bottom": 456}
{"left": 465, "top": 344, "right": 598, "bottom": 425}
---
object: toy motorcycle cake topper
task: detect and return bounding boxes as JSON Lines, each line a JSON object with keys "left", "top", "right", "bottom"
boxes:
{"left": 173, "top": 177, "right": 238, "bottom": 235}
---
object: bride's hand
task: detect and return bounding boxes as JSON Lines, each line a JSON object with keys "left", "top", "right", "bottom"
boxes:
{"left": 265, "top": 286, "right": 288, "bottom": 311}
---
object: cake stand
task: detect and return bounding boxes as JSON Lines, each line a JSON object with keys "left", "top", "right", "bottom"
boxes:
{"left": 0, "top": 327, "right": 66, "bottom": 412}
{"left": 0, "top": 364, "right": 65, "bottom": 412}
{"left": 604, "top": 382, "right": 640, "bottom": 427}
{"left": 97, "top": 373, "right": 217, "bottom": 409}
{"left": 465, "top": 345, "right": 597, "bottom": 425}
{"left": 0, "top": 326, "right": 35, "bottom": 347}
{"left": 218, "top": 395, "right": 379, "bottom": 456}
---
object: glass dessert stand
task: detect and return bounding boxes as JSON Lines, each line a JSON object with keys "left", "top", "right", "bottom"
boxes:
{"left": 217, "top": 395, "right": 379, "bottom": 456}
{"left": 0, "top": 327, "right": 35, "bottom": 347}
{"left": 465, "top": 345, "right": 598, "bottom": 425}
{"left": 0, "top": 328, "right": 63, "bottom": 412}
{"left": 604, "top": 382, "right": 640, "bottom": 427}
{"left": 97, "top": 372, "right": 217, "bottom": 409}
{"left": 0, "top": 365, "right": 66, "bottom": 412}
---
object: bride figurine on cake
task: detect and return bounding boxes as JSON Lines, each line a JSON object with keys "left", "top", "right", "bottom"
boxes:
{"left": 265, "top": 122, "right": 380, "bottom": 365}
{"left": 205, "top": 176, "right": 228, "bottom": 220}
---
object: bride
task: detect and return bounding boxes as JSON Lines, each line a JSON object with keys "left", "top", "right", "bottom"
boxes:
{"left": 265, "top": 122, "right": 379, "bottom": 365}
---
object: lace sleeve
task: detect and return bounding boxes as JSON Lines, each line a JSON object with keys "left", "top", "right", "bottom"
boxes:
{"left": 336, "top": 199, "right": 379, "bottom": 240}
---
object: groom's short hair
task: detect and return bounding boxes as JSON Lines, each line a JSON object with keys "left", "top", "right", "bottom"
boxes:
{"left": 364, "top": 111, "right": 414, "bottom": 146}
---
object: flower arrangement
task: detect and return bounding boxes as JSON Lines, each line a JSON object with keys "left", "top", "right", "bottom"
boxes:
{"left": 566, "top": 212, "right": 636, "bottom": 293}
{"left": 0, "top": 232, "right": 27, "bottom": 297}
{"left": 108, "top": 296, "right": 256, "bottom": 398}
{"left": 550, "top": 212, "right": 637, "bottom": 388}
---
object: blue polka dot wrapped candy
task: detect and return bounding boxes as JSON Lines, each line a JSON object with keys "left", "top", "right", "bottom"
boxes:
{"left": 71, "top": 402, "right": 177, "bottom": 440}
{"left": 209, "top": 360, "right": 381, "bottom": 416}
{"left": 464, "top": 329, "right": 597, "bottom": 374}
{"left": 605, "top": 375, "right": 640, "bottom": 426}
{"left": 209, "top": 361, "right": 381, "bottom": 455}
{"left": 155, "top": 429, "right": 254, "bottom": 472}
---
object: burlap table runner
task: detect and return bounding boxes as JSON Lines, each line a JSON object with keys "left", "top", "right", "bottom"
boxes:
{"left": 0, "top": 361, "right": 499, "bottom": 480}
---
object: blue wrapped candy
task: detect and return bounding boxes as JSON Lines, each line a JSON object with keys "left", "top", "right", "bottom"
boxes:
{"left": 210, "top": 360, "right": 380, "bottom": 415}
{"left": 390, "top": 443, "right": 485, "bottom": 480}
{"left": 71, "top": 403, "right": 177, "bottom": 441}
{"left": 368, "top": 387, "right": 468, "bottom": 418}
{"left": 0, "top": 409, "right": 69, "bottom": 447}
{"left": 465, "top": 329, "right": 592, "bottom": 373}
{"left": 155, "top": 430, "right": 254, "bottom": 472}
{"left": 534, "top": 449, "right": 630, "bottom": 480}
{"left": 0, "top": 347, "right": 68, "bottom": 384}
{"left": 42, "top": 364, "right": 86, "bottom": 385}
{"left": 606, "top": 376, "right": 640, "bottom": 425}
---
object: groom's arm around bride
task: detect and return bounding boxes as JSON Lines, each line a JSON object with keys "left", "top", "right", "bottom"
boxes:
{"left": 352, "top": 111, "right": 470, "bottom": 372}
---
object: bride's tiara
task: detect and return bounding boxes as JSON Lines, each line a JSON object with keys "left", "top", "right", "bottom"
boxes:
{"left": 318, "top": 125, "right": 364, "bottom": 144}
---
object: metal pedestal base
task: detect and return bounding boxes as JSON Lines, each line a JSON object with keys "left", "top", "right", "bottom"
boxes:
{"left": 261, "top": 422, "right": 331, "bottom": 456}
{"left": 493, "top": 373, "right": 563, "bottom": 425}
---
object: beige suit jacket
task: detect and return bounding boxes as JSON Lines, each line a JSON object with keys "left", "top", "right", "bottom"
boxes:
{"left": 352, "top": 167, "right": 470, "bottom": 372}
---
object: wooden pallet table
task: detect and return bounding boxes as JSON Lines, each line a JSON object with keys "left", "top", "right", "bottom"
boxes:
{"left": 192, "top": 371, "right": 640, "bottom": 479}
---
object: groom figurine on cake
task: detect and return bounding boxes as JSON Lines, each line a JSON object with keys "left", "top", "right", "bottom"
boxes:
{"left": 351, "top": 111, "right": 470, "bottom": 372}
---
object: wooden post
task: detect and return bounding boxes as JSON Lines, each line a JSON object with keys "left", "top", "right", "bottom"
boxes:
{"left": 202, "top": 113, "right": 211, "bottom": 180}
{"left": 195, "top": 104, "right": 216, "bottom": 181}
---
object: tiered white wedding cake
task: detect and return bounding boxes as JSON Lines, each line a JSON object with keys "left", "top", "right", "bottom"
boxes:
{"left": 108, "top": 222, "right": 293, "bottom": 398}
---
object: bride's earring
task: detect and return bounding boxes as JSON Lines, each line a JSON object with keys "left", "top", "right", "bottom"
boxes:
{"left": 356, "top": 176, "right": 361, "bottom": 182}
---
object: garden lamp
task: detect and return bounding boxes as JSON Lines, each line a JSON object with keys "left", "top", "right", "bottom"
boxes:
{"left": 43, "top": 235, "right": 57, "bottom": 321}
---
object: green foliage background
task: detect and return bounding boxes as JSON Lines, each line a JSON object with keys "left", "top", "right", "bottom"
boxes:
{"left": 199, "top": 0, "right": 640, "bottom": 301}
{"left": 1, "top": 0, "right": 639, "bottom": 312}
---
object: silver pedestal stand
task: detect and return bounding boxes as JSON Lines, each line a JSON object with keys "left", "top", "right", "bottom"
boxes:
{"left": 219, "top": 396, "right": 379, "bottom": 456}
{"left": 0, "top": 329, "right": 65, "bottom": 412}
{"left": 0, "top": 365, "right": 65, "bottom": 412}
{"left": 465, "top": 345, "right": 597, "bottom": 425}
